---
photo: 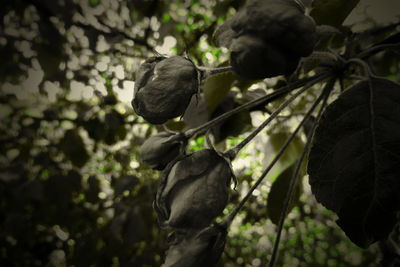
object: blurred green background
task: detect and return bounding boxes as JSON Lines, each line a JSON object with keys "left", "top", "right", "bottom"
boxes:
{"left": 1, "top": 0, "right": 399, "bottom": 266}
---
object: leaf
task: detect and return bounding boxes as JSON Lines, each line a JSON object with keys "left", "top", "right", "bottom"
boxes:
{"left": 104, "top": 111, "right": 126, "bottom": 145}
{"left": 202, "top": 66, "right": 256, "bottom": 114}
{"left": 211, "top": 93, "right": 252, "bottom": 143}
{"left": 112, "top": 175, "right": 139, "bottom": 196}
{"left": 86, "top": 175, "right": 100, "bottom": 203}
{"left": 311, "top": 0, "right": 360, "bottom": 27}
{"left": 84, "top": 118, "right": 106, "bottom": 141}
{"left": 308, "top": 77, "right": 400, "bottom": 248}
{"left": 36, "top": 20, "right": 66, "bottom": 81}
{"left": 59, "top": 130, "right": 90, "bottom": 168}
{"left": 203, "top": 72, "right": 235, "bottom": 113}
{"left": 0, "top": 42, "right": 25, "bottom": 84}
{"left": 183, "top": 95, "right": 210, "bottom": 129}
{"left": 269, "top": 132, "right": 305, "bottom": 170}
{"left": 303, "top": 115, "right": 317, "bottom": 138}
{"left": 267, "top": 163, "right": 303, "bottom": 225}
{"left": 163, "top": 225, "right": 227, "bottom": 267}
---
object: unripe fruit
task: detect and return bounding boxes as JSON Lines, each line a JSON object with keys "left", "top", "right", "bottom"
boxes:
{"left": 139, "top": 132, "right": 186, "bottom": 170}
{"left": 155, "top": 149, "right": 232, "bottom": 230}
{"left": 132, "top": 56, "right": 198, "bottom": 124}
{"left": 162, "top": 224, "right": 227, "bottom": 267}
{"left": 214, "top": 0, "right": 317, "bottom": 79}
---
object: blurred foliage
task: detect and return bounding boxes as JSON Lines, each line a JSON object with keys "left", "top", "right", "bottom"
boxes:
{"left": 0, "top": 0, "right": 399, "bottom": 266}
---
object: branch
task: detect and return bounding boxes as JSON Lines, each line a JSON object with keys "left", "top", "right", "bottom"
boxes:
{"left": 357, "top": 43, "right": 400, "bottom": 59}
{"left": 268, "top": 78, "right": 335, "bottom": 267}
{"left": 222, "top": 78, "right": 334, "bottom": 227}
{"left": 184, "top": 72, "right": 331, "bottom": 139}
{"left": 225, "top": 73, "right": 329, "bottom": 159}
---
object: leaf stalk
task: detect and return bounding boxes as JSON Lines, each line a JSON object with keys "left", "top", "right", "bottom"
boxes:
{"left": 222, "top": 78, "right": 334, "bottom": 227}
{"left": 268, "top": 78, "right": 335, "bottom": 267}
{"left": 184, "top": 72, "right": 331, "bottom": 140}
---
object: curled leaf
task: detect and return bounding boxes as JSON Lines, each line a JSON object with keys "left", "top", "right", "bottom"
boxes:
{"left": 139, "top": 132, "right": 187, "bottom": 170}
{"left": 308, "top": 77, "right": 400, "bottom": 247}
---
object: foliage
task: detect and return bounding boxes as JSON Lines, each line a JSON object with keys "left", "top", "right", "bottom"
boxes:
{"left": 1, "top": 0, "right": 400, "bottom": 266}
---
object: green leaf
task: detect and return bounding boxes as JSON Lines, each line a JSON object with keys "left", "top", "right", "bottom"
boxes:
{"left": 203, "top": 70, "right": 256, "bottom": 114}
{"left": 203, "top": 72, "right": 235, "bottom": 113}
{"left": 84, "top": 118, "right": 106, "bottom": 141}
{"left": 104, "top": 111, "right": 126, "bottom": 145}
{"left": 308, "top": 77, "right": 400, "bottom": 248}
{"left": 36, "top": 20, "right": 66, "bottom": 81}
{"left": 311, "top": 0, "right": 360, "bottom": 27}
{"left": 210, "top": 93, "right": 252, "bottom": 143}
{"left": 303, "top": 115, "right": 317, "bottom": 138}
{"left": 113, "top": 175, "right": 139, "bottom": 196}
{"left": 267, "top": 163, "right": 303, "bottom": 225}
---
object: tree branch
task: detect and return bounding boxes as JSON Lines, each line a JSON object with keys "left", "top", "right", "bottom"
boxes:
{"left": 268, "top": 78, "right": 335, "bottom": 267}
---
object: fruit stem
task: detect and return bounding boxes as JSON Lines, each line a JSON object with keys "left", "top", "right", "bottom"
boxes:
{"left": 184, "top": 72, "right": 330, "bottom": 140}
{"left": 268, "top": 78, "right": 335, "bottom": 267}
{"left": 225, "top": 72, "right": 329, "bottom": 160}
{"left": 222, "top": 78, "right": 335, "bottom": 228}
{"left": 197, "top": 66, "right": 233, "bottom": 78}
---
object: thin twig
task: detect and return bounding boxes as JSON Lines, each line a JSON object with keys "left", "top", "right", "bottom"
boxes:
{"left": 225, "top": 73, "right": 329, "bottom": 160}
{"left": 221, "top": 79, "right": 333, "bottom": 227}
{"left": 357, "top": 43, "right": 400, "bottom": 59}
{"left": 268, "top": 78, "right": 335, "bottom": 267}
{"left": 184, "top": 72, "right": 330, "bottom": 140}
{"left": 197, "top": 66, "right": 233, "bottom": 78}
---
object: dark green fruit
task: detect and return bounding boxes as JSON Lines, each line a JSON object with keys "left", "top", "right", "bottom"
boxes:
{"left": 214, "top": 0, "right": 317, "bottom": 79}
{"left": 132, "top": 56, "right": 198, "bottom": 124}
{"left": 139, "top": 132, "right": 186, "bottom": 170}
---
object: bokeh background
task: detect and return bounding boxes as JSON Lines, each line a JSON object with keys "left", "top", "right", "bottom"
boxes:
{"left": 1, "top": 0, "right": 399, "bottom": 266}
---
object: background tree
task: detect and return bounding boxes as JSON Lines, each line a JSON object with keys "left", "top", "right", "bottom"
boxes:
{"left": 0, "top": 0, "right": 399, "bottom": 266}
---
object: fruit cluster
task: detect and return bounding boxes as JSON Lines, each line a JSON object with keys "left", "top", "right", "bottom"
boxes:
{"left": 215, "top": 0, "right": 317, "bottom": 79}
{"left": 132, "top": 0, "right": 318, "bottom": 265}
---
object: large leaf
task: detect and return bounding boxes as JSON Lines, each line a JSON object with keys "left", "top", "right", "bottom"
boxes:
{"left": 310, "top": 0, "right": 359, "bottom": 27}
{"left": 308, "top": 77, "right": 400, "bottom": 248}
{"left": 267, "top": 163, "right": 304, "bottom": 225}
{"left": 202, "top": 71, "right": 255, "bottom": 113}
